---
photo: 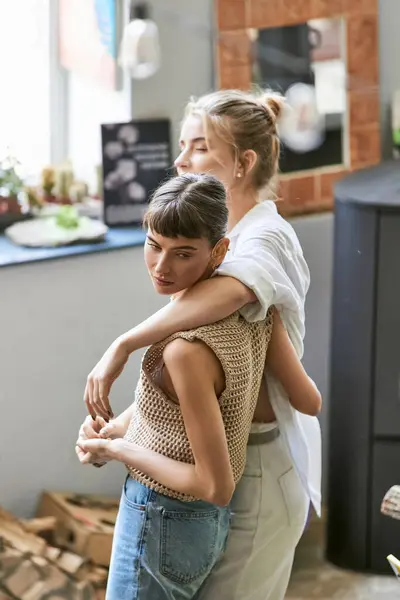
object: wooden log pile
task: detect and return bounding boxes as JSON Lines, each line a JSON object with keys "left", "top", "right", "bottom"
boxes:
{"left": 0, "top": 508, "right": 107, "bottom": 599}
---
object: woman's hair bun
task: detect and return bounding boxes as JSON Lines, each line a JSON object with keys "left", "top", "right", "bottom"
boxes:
{"left": 260, "top": 91, "right": 285, "bottom": 122}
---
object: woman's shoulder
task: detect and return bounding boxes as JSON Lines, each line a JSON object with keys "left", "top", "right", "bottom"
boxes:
{"left": 162, "top": 336, "right": 224, "bottom": 387}
{"left": 236, "top": 202, "right": 303, "bottom": 253}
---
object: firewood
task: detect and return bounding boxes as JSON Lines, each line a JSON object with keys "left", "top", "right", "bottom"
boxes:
{"left": 22, "top": 517, "right": 57, "bottom": 534}
{"left": 2, "top": 559, "right": 42, "bottom": 598}
{"left": 0, "top": 503, "right": 105, "bottom": 600}
{"left": 57, "top": 550, "right": 87, "bottom": 575}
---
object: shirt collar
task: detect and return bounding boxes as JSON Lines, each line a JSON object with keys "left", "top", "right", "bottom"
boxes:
{"left": 228, "top": 200, "right": 278, "bottom": 240}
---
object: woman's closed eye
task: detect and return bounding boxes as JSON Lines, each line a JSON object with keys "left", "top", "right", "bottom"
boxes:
{"left": 147, "top": 242, "right": 161, "bottom": 251}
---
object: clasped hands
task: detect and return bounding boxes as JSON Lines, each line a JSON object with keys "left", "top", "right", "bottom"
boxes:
{"left": 75, "top": 415, "right": 125, "bottom": 466}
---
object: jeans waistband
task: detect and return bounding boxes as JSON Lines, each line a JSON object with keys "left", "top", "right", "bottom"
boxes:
{"left": 247, "top": 427, "right": 280, "bottom": 446}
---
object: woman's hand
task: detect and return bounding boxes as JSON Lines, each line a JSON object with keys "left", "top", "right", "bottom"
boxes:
{"left": 84, "top": 340, "right": 130, "bottom": 420}
{"left": 76, "top": 438, "right": 120, "bottom": 465}
{"left": 75, "top": 414, "right": 129, "bottom": 466}
{"left": 75, "top": 415, "right": 106, "bottom": 466}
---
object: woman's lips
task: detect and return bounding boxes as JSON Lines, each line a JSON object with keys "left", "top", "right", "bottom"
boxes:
{"left": 153, "top": 276, "right": 174, "bottom": 287}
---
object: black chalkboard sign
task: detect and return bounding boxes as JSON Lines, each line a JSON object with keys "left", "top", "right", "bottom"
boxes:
{"left": 101, "top": 119, "right": 172, "bottom": 226}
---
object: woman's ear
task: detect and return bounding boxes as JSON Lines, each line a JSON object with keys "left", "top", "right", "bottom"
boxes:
{"left": 239, "top": 149, "right": 257, "bottom": 177}
{"left": 212, "top": 237, "right": 230, "bottom": 269}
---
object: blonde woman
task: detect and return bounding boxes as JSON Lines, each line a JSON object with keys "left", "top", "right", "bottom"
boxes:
{"left": 83, "top": 90, "right": 322, "bottom": 599}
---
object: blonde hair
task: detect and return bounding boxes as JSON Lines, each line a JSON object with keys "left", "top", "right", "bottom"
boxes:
{"left": 185, "top": 88, "right": 284, "bottom": 191}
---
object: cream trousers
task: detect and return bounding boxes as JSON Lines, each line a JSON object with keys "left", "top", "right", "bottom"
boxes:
{"left": 197, "top": 423, "right": 310, "bottom": 600}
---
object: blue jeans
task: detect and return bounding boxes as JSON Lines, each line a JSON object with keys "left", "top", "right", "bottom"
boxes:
{"left": 106, "top": 476, "right": 231, "bottom": 600}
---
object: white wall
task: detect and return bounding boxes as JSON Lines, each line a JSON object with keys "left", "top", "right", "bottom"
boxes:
{"left": 0, "top": 249, "right": 166, "bottom": 517}
{"left": 68, "top": 73, "right": 132, "bottom": 192}
{"left": 130, "top": 0, "right": 214, "bottom": 156}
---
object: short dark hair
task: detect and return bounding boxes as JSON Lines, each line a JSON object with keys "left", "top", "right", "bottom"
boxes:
{"left": 143, "top": 173, "right": 228, "bottom": 246}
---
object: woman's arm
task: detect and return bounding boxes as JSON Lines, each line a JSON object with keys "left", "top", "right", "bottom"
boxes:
{"left": 85, "top": 276, "right": 255, "bottom": 418}
{"left": 267, "top": 309, "right": 322, "bottom": 416}
{"left": 81, "top": 338, "right": 235, "bottom": 506}
{"left": 85, "top": 221, "right": 307, "bottom": 418}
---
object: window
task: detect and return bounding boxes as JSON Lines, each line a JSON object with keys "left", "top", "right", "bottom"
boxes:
{"left": 0, "top": 0, "right": 66, "bottom": 178}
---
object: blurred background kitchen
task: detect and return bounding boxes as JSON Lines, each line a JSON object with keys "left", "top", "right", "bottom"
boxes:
{"left": 1, "top": 1, "right": 400, "bottom": 598}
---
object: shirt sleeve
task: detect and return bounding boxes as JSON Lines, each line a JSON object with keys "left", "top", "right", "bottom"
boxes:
{"left": 216, "top": 225, "right": 306, "bottom": 322}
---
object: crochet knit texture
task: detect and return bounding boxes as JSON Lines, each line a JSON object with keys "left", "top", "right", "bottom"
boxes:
{"left": 125, "top": 309, "right": 274, "bottom": 501}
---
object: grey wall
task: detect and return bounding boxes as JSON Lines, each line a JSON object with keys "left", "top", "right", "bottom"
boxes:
{"left": 0, "top": 249, "right": 166, "bottom": 517}
{"left": 292, "top": 214, "right": 334, "bottom": 483}
{"left": 130, "top": 0, "right": 214, "bottom": 156}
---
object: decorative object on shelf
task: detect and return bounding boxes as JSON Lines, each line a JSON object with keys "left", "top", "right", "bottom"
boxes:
{"left": 35, "top": 198, "right": 103, "bottom": 221}
{"left": 54, "top": 161, "right": 75, "bottom": 204}
{"left": 69, "top": 181, "right": 89, "bottom": 204}
{"left": 101, "top": 118, "right": 171, "bottom": 227}
{"left": 34, "top": 162, "right": 101, "bottom": 216}
{"left": 41, "top": 166, "right": 56, "bottom": 202}
{"left": 5, "top": 206, "right": 108, "bottom": 248}
{"left": 0, "top": 154, "right": 31, "bottom": 231}
{"left": 119, "top": 1, "right": 160, "bottom": 80}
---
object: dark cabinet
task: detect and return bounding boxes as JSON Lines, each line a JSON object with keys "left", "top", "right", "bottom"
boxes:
{"left": 327, "top": 161, "right": 400, "bottom": 573}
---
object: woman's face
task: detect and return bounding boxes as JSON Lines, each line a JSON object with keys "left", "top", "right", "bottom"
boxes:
{"left": 174, "top": 114, "right": 237, "bottom": 190}
{"left": 144, "top": 229, "right": 217, "bottom": 296}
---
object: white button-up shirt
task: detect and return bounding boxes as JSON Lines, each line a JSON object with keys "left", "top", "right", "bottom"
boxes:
{"left": 217, "top": 200, "right": 322, "bottom": 516}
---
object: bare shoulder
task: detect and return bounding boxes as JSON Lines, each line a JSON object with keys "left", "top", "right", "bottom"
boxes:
{"left": 163, "top": 337, "right": 223, "bottom": 387}
{"left": 163, "top": 337, "right": 215, "bottom": 369}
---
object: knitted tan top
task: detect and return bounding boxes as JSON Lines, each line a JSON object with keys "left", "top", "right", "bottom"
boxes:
{"left": 124, "top": 308, "right": 274, "bottom": 501}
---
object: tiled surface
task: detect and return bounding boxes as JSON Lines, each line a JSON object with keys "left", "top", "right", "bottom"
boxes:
{"left": 277, "top": 170, "right": 345, "bottom": 217}
{"left": 218, "top": 30, "right": 251, "bottom": 67}
{"left": 215, "top": 0, "right": 381, "bottom": 217}
{"left": 219, "top": 65, "right": 252, "bottom": 91}
{"left": 349, "top": 90, "right": 380, "bottom": 129}
{"left": 350, "top": 123, "right": 381, "bottom": 169}
{"left": 286, "top": 513, "right": 400, "bottom": 599}
{"left": 287, "top": 561, "right": 400, "bottom": 599}
{"left": 319, "top": 169, "right": 348, "bottom": 205}
{"left": 346, "top": 0, "right": 378, "bottom": 17}
{"left": 346, "top": 16, "right": 379, "bottom": 87}
{"left": 217, "top": 0, "right": 247, "bottom": 30}
{"left": 310, "top": 0, "right": 344, "bottom": 19}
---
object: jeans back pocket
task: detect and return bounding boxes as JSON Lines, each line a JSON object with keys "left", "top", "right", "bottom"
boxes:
{"left": 160, "top": 508, "right": 219, "bottom": 584}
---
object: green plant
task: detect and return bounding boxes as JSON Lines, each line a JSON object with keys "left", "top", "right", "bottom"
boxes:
{"left": 0, "top": 155, "right": 24, "bottom": 198}
{"left": 56, "top": 205, "right": 80, "bottom": 229}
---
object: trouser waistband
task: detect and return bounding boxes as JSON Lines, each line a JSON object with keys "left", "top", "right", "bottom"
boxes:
{"left": 247, "top": 427, "right": 280, "bottom": 446}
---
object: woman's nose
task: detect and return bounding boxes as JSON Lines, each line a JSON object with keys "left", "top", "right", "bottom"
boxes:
{"left": 174, "top": 150, "right": 189, "bottom": 171}
{"left": 155, "top": 254, "right": 171, "bottom": 274}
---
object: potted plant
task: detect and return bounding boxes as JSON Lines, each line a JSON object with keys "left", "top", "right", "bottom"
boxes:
{"left": 0, "top": 154, "right": 31, "bottom": 231}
